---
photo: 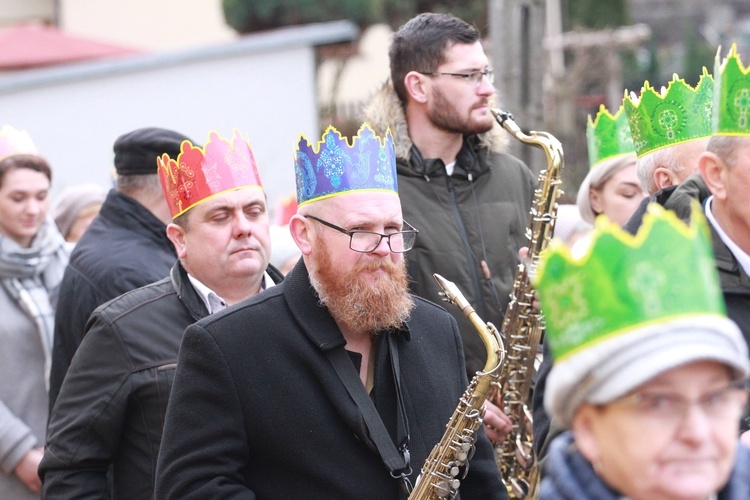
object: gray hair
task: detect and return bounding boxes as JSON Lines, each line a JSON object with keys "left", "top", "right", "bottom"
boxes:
{"left": 116, "top": 173, "right": 163, "bottom": 199}
{"left": 707, "top": 135, "right": 745, "bottom": 169}
{"left": 635, "top": 148, "right": 685, "bottom": 195}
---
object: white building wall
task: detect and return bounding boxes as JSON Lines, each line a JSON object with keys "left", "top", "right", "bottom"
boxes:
{"left": 59, "top": 0, "right": 236, "bottom": 51}
{"left": 0, "top": 0, "right": 54, "bottom": 25}
{"left": 0, "top": 22, "right": 358, "bottom": 211}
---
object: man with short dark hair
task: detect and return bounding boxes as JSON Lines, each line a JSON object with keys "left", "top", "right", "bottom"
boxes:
{"left": 364, "top": 12, "right": 534, "bottom": 447}
{"left": 48, "top": 128, "right": 192, "bottom": 412}
{"left": 40, "top": 130, "right": 282, "bottom": 498}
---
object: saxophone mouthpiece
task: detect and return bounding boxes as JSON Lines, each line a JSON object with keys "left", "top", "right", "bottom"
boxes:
{"left": 433, "top": 274, "right": 472, "bottom": 311}
{"left": 491, "top": 108, "right": 513, "bottom": 124}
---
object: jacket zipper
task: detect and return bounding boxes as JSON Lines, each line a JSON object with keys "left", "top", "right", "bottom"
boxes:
{"left": 445, "top": 175, "right": 488, "bottom": 320}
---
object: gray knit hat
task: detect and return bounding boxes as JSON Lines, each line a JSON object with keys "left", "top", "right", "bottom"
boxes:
{"left": 52, "top": 184, "right": 107, "bottom": 239}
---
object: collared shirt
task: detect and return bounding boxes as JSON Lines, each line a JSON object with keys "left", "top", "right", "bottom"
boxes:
{"left": 187, "top": 272, "right": 275, "bottom": 314}
{"left": 705, "top": 196, "right": 750, "bottom": 275}
{"left": 445, "top": 160, "right": 456, "bottom": 176}
{"left": 188, "top": 275, "right": 227, "bottom": 314}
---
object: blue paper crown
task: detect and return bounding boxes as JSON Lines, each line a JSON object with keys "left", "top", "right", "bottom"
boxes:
{"left": 295, "top": 123, "right": 398, "bottom": 207}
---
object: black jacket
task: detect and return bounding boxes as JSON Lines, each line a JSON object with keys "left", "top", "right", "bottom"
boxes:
{"left": 40, "top": 262, "right": 284, "bottom": 499}
{"left": 363, "top": 82, "right": 535, "bottom": 376}
{"left": 49, "top": 190, "right": 177, "bottom": 413}
{"left": 155, "top": 260, "right": 507, "bottom": 499}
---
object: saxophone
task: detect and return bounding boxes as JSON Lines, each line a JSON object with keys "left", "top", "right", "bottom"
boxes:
{"left": 409, "top": 274, "right": 506, "bottom": 500}
{"left": 489, "top": 109, "right": 564, "bottom": 499}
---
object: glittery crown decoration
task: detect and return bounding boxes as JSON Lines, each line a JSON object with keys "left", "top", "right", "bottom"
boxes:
{"left": 623, "top": 68, "right": 714, "bottom": 157}
{"left": 586, "top": 104, "right": 636, "bottom": 168}
{"left": 295, "top": 123, "right": 397, "bottom": 207}
{"left": 713, "top": 44, "right": 750, "bottom": 136}
{"left": 157, "top": 129, "right": 262, "bottom": 218}
{"left": 0, "top": 125, "right": 38, "bottom": 161}
{"left": 534, "top": 203, "right": 725, "bottom": 362}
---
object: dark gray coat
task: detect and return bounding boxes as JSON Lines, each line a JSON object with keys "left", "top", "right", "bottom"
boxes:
{"left": 155, "top": 260, "right": 507, "bottom": 499}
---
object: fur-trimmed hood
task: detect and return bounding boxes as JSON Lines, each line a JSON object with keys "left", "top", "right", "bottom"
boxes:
{"left": 361, "top": 79, "right": 509, "bottom": 161}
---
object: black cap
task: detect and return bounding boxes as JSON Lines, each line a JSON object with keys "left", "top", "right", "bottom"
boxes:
{"left": 113, "top": 127, "right": 192, "bottom": 175}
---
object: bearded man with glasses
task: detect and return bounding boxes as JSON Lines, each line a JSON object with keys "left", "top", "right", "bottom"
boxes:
{"left": 363, "top": 13, "right": 535, "bottom": 449}
{"left": 155, "top": 125, "right": 507, "bottom": 499}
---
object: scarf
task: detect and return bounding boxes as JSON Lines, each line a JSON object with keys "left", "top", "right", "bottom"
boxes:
{"left": 540, "top": 432, "right": 622, "bottom": 500}
{"left": 0, "top": 219, "right": 69, "bottom": 390}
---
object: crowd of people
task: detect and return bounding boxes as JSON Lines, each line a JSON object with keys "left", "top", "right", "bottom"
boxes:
{"left": 0, "top": 11, "right": 748, "bottom": 500}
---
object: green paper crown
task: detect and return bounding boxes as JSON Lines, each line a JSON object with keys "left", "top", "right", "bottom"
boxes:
{"left": 586, "top": 104, "right": 636, "bottom": 168}
{"left": 535, "top": 203, "right": 725, "bottom": 362}
{"left": 713, "top": 44, "right": 750, "bottom": 136}
{"left": 623, "top": 69, "right": 714, "bottom": 157}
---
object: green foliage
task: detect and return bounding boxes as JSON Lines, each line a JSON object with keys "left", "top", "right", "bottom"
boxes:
{"left": 682, "top": 27, "right": 714, "bottom": 86}
{"left": 379, "top": 0, "right": 489, "bottom": 35}
{"left": 222, "top": 0, "right": 490, "bottom": 35}
{"left": 565, "top": 0, "right": 629, "bottom": 30}
{"left": 222, "top": 0, "right": 383, "bottom": 32}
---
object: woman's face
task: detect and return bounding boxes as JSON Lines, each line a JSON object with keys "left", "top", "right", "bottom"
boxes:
{"left": 0, "top": 167, "right": 51, "bottom": 247}
{"left": 573, "top": 361, "right": 746, "bottom": 500}
{"left": 590, "top": 162, "right": 644, "bottom": 226}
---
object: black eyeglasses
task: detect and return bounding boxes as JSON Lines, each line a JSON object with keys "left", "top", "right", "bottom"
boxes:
{"left": 418, "top": 68, "right": 494, "bottom": 87}
{"left": 305, "top": 215, "right": 418, "bottom": 253}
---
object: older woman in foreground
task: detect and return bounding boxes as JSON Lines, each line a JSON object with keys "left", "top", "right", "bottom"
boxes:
{"left": 536, "top": 204, "right": 749, "bottom": 500}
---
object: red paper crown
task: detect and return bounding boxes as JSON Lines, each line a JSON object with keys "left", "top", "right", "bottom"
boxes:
{"left": 158, "top": 129, "right": 262, "bottom": 218}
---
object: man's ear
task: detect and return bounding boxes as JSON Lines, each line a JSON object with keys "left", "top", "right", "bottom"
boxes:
{"left": 653, "top": 166, "right": 677, "bottom": 191}
{"left": 289, "top": 214, "right": 314, "bottom": 256}
{"left": 699, "top": 151, "right": 727, "bottom": 200}
{"left": 404, "top": 71, "right": 429, "bottom": 104}
{"left": 166, "top": 223, "right": 187, "bottom": 260}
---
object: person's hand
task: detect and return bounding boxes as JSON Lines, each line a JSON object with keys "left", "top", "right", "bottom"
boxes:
{"left": 14, "top": 447, "right": 43, "bottom": 493}
{"left": 483, "top": 400, "right": 512, "bottom": 446}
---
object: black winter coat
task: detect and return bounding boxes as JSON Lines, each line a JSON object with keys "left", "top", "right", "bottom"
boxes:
{"left": 40, "top": 262, "right": 283, "bottom": 498}
{"left": 155, "top": 260, "right": 507, "bottom": 500}
{"left": 49, "top": 190, "right": 177, "bottom": 413}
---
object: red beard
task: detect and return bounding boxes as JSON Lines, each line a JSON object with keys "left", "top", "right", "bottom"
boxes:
{"left": 309, "top": 238, "right": 414, "bottom": 335}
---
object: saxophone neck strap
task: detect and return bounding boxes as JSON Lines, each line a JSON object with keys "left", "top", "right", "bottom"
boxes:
{"left": 327, "top": 333, "right": 413, "bottom": 495}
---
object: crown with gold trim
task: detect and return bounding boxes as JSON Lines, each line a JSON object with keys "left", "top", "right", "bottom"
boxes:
{"left": 713, "top": 44, "right": 750, "bottom": 136}
{"left": 0, "top": 125, "right": 38, "bottom": 161}
{"left": 295, "top": 123, "right": 397, "bottom": 207}
{"left": 534, "top": 203, "right": 725, "bottom": 362}
{"left": 623, "top": 69, "right": 714, "bottom": 157}
{"left": 586, "top": 104, "right": 636, "bottom": 168}
{"left": 157, "top": 129, "right": 262, "bottom": 218}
